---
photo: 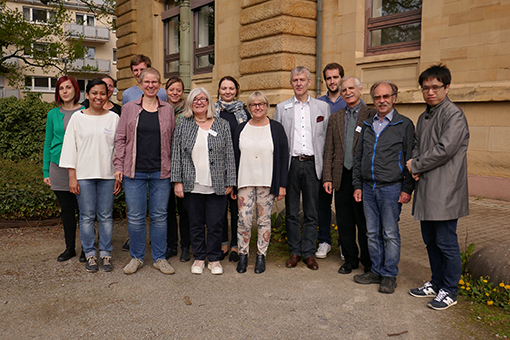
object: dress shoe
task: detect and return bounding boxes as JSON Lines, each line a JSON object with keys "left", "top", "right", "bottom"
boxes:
{"left": 338, "top": 262, "right": 359, "bottom": 274}
{"left": 57, "top": 248, "right": 76, "bottom": 262}
{"left": 220, "top": 250, "right": 228, "bottom": 261}
{"left": 229, "top": 250, "right": 240, "bottom": 262}
{"left": 236, "top": 254, "right": 248, "bottom": 273}
{"left": 304, "top": 256, "right": 319, "bottom": 270}
{"left": 165, "top": 247, "right": 178, "bottom": 260}
{"left": 254, "top": 254, "right": 265, "bottom": 274}
{"left": 286, "top": 255, "right": 300, "bottom": 268}
{"left": 180, "top": 247, "right": 190, "bottom": 262}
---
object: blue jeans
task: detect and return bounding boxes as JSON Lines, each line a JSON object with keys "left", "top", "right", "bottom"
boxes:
{"left": 362, "top": 182, "right": 402, "bottom": 278}
{"left": 285, "top": 158, "right": 320, "bottom": 258}
{"left": 123, "top": 172, "right": 170, "bottom": 262}
{"left": 76, "top": 179, "right": 115, "bottom": 258}
{"left": 421, "top": 219, "right": 461, "bottom": 297}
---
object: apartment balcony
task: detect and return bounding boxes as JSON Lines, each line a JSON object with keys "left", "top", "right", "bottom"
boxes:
{"left": 70, "top": 58, "right": 110, "bottom": 73}
{"left": 0, "top": 89, "right": 21, "bottom": 99}
{"left": 65, "top": 24, "right": 110, "bottom": 43}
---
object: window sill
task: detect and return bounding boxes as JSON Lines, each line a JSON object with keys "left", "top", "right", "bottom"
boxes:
{"left": 356, "top": 50, "right": 420, "bottom": 65}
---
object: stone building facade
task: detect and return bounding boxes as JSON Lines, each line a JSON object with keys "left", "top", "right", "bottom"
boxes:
{"left": 115, "top": 0, "right": 510, "bottom": 200}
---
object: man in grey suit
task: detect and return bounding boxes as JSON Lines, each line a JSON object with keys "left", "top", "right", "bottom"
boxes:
{"left": 274, "top": 66, "right": 331, "bottom": 270}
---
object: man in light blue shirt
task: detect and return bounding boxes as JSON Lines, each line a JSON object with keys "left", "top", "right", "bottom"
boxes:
{"left": 122, "top": 54, "right": 167, "bottom": 105}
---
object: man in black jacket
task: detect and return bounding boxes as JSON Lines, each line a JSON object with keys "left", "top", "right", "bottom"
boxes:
{"left": 352, "top": 81, "right": 415, "bottom": 294}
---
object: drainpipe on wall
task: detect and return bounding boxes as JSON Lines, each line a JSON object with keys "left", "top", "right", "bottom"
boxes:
{"left": 315, "top": 0, "right": 323, "bottom": 98}
{"left": 179, "top": 0, "right": 192, "bottom": 94}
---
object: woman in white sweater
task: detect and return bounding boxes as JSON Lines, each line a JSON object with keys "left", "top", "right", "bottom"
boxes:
{"left": 60, "top": 78, "right": 121, "bottom": 273}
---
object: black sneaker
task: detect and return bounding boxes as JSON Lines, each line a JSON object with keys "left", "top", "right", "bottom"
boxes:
{"left": 353, "top": 271, "right": 381, "bottom": 284}
{"left": 122, "top": 238, "right": 130, "bottom": 251}
{"left": 379, "top": 277, "right": 397, "bottom": 294}
{"left": 79, "top": 250, "right": 86, "bottom": 263}
{"left": 165, "top": 247, "right": 178, "bottom": 259}
{"left": 409, "top": 281, "right": 438, "bottom": 298}
{"left": 57, "top": 248, "right": 76, "bottom": 262}
{"left": 101, "top": 256, "right": 114, "bottom": 272}
{"left": 180, "top": 248, "right": 190, "bottom": 262}
{"left": 427, "top": 289, "right": 457, "bottom": 310}
{"left": 85, "top": 256, "right": 98, "bottom": 273}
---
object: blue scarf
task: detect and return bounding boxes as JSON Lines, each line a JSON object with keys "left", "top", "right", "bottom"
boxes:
{"left": 214, "top": 100, "right": 248, "bottom": 124}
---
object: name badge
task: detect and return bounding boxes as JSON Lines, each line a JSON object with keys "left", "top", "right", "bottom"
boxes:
{"left": 104, "top": 128, "right": 112, "bottom": 135}
{"left": 284, "top": 103, "right": 293, "bottom": 109}
{"left": 355, "top": 126, "right": 362, "bottom": 133}
{"left": 209, "top": 129, "right": 218, "bottom": 137}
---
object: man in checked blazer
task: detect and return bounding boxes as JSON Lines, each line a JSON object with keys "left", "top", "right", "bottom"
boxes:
{"left": 274, "top": 66, "right": 331, "bottom": 270}
{"left": 323, "top": 76, "right": 375, "bottom": 275}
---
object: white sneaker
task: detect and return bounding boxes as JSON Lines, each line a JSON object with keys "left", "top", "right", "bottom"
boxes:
{"left": 208, "top": 261, "right": 223, "bottom": 275}
{"left": 315, "top": 242, "right": 332, "bottom": 259}
{"left": 427, "top": 289, "right": 457, "bottom": 310}
{"left": 191, "top": 260, "right": 205, "bottom": 274}
{"left": 153, "top": 259, "right": 175, "bottom": 275}
{"left": 123, "top": 258, "right": 143, "bottom": 274}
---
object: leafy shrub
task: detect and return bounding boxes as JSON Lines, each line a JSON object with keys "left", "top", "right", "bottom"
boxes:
{"left": 0, "top": 92, "right": 54, "bottom": 161}
{"left": 0, "top": 157, "right": 59, "bottom": 220}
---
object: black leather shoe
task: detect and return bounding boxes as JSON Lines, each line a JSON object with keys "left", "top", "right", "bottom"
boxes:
{"left": 229, "top": 251, "right": 240, "bottom": 262}
{"left": 338, "top": 262, "right": 359, "bottom": 274}
{"left": 180, "top": 248, "right": 190, "bottom": 262}
{"left": 237, "top": 254, "right": 248, "bottom": 273}
{"left": 165, "top": 247, "right": 178, "bottom": 259}
{"left": 254, "top": 254, "right": 265, "bottom": 274}
{"left": 220, "top": 250, "right": 228, "bottom": 261}
{"left": 79, "top": 250, "right": 86, "bottom": 263}
{"left": 57, "top": 248, "right": 76, "bottom": 262}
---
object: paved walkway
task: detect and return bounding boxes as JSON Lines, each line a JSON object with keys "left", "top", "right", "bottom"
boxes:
{"left": 1, "top": 198, "right": 509, "bottom": 339}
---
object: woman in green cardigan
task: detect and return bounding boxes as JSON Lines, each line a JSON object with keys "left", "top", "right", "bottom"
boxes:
{"left": 42, "top": 76, "right": 84, "bottom": 262}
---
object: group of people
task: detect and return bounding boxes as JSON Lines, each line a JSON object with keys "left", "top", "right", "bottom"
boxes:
{"left": 43, "top": 54, "right": 469, "bottom": 310}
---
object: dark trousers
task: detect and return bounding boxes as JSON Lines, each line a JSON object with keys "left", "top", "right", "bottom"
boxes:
{"left": 54, "top": 190, "right": 79, "bottom": 250}
{"left": 285, "top": 158, "right": 320, "bottom": 259}
{"left": 222, "top": 196, "right": 238, "bottom": 248}
{"left": 334, "top": 167, "right": 371, "bottom": 268}
{"left": 421, "top": 219, "right": 462, "bottom": 297}
{"left": 167, "top": 189, "right": 190, "bottom": 250}
{"left": 184, "top": 193, "right": 227, "bottom": 262}
{"left": 317, "top": 185, "right": 333, "bottom": 244}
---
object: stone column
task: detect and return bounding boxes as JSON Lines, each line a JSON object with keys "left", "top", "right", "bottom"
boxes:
{"left": 239, "top": 0, "right": 318, "bottom": 105}
{"left": 179, "top": 0, "right": 192, "bottom": 94}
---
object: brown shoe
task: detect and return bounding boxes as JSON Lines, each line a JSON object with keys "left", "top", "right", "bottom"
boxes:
{"left": 286, "top": 255, "right": 300, "bottom": 268}
{"left": 304, "top": 256, "right": 319, "bottom": 270}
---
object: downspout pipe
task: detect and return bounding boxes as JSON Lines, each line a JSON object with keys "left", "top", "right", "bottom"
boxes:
{"left": 315, "top": 0, "right": 323, "bottom": 98}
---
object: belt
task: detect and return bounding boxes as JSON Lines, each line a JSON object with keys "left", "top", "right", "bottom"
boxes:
{"left": 292, "top": 155, "right": 314, "bottom": 161}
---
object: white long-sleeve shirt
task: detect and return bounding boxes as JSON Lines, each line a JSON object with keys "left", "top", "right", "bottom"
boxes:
{"left": 59, "top": 110, "right": 119, "bottom": 180}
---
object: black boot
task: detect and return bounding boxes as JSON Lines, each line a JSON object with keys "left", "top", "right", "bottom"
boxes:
{"left": 79, "top": 249, "right": 86, "bottom": 263}
{"left": 57, "top": 248, "right": 76, "bottom": 262}
{"left": 254, "top": 254, "right": 265, "bottom": 274}
{"left": 236, "top": 254, "right": 248, "bottom": 273}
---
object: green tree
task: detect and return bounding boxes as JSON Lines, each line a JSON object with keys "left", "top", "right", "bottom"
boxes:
{"left": 0, "top": 0, "right": 115, "bottom": 87}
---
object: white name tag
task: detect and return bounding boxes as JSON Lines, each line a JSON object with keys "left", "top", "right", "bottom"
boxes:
{"left": 284, "top": 103, "right": 293, "bottom": 109}
{"left": 355, "top": 126, "right": 362, "bottom": 133}
{"left": 209, "top": 129, "right": 218, "bottom": 137}
{"left": 104, "top": 128, "right": 112, "bottom": 135}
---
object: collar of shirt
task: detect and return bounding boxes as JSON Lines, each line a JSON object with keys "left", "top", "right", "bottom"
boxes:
{"left": 293, "top": 95, "right": 310, "bottom": 106}
{"left": 373, "top": 109, "right": 395, "bottom": 123}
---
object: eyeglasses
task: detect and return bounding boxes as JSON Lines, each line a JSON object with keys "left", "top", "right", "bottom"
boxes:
{"left": 421, "top": 85, "right": 444, "bottom": 93}
{"left": 373, "top": 94, "right": 395, "bottom": 101}
{"left": 249, "top": 103, "right": 267, "bottom": 109}
{"left": 193, "top": 97, "right": 208, "bottom": 103}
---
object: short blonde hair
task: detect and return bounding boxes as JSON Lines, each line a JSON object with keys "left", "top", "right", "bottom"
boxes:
{"left": 247, "top": 91, "right": 269, "bottom": 114}
{"left": 182, "top": 87, "right": 215, "bottom": 119}
{"left": 139, "top": 67, "right": 161, "bottom": 83}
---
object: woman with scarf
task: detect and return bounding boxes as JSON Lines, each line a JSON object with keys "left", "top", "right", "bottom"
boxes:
{"left": 214, "top": 76, "right": 251, "bottom": 263}
{"left": 165, "top": 76, "right": 191, "bottom": 262}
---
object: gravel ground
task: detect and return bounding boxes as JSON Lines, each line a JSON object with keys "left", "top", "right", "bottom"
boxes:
{"left": 1, "top": 199, "right": 503, "bottom": 340}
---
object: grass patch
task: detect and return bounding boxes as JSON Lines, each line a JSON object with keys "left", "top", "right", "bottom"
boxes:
{"left": 458, "top": 298, "right": 510, "bottom": 338}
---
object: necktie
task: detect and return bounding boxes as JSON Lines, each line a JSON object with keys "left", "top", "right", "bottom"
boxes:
{"left": 344, "top": 108, "right": 356, "bottom": 170}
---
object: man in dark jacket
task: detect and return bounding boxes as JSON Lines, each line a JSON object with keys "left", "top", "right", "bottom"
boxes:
{"left": 352, "top": 81, "right": 415, "bottom": 294}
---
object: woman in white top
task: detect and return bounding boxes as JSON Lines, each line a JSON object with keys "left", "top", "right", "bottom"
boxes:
{"left": 232, "top": 91, "right": 289, "bottom": 274}
{"left": 171, "top": 87, "right": 236, "bottom": 275}
{"left": 60, "top": 78, "right": 121, "bottom": 273}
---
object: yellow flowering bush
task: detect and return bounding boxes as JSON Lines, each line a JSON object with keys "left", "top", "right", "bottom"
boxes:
{"left": 459, "top": 274, "right": 510, "bottom": 311}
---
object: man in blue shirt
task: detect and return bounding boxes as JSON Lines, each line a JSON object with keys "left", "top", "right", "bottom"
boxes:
{"left": 315, "top": 63, "right": 346, "bottom": 259}
{"left": 122, "top": 54, "right": 168, "bottom": 105}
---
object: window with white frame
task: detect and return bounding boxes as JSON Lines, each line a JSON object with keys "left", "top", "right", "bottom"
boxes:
{"left": 113, "top": 49, "right": 117, "bottom": 64}
{"left": 86, "top": 47, "right": 95, "bottom": 59}
{"left": 76, "top": 13, "right": 95, "bottom": 26}
{"left": 25, "top": 76, "right": 58, "bottom": 92}
{"left": 23, "top": 7, "right": 54, "bottom": 23}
